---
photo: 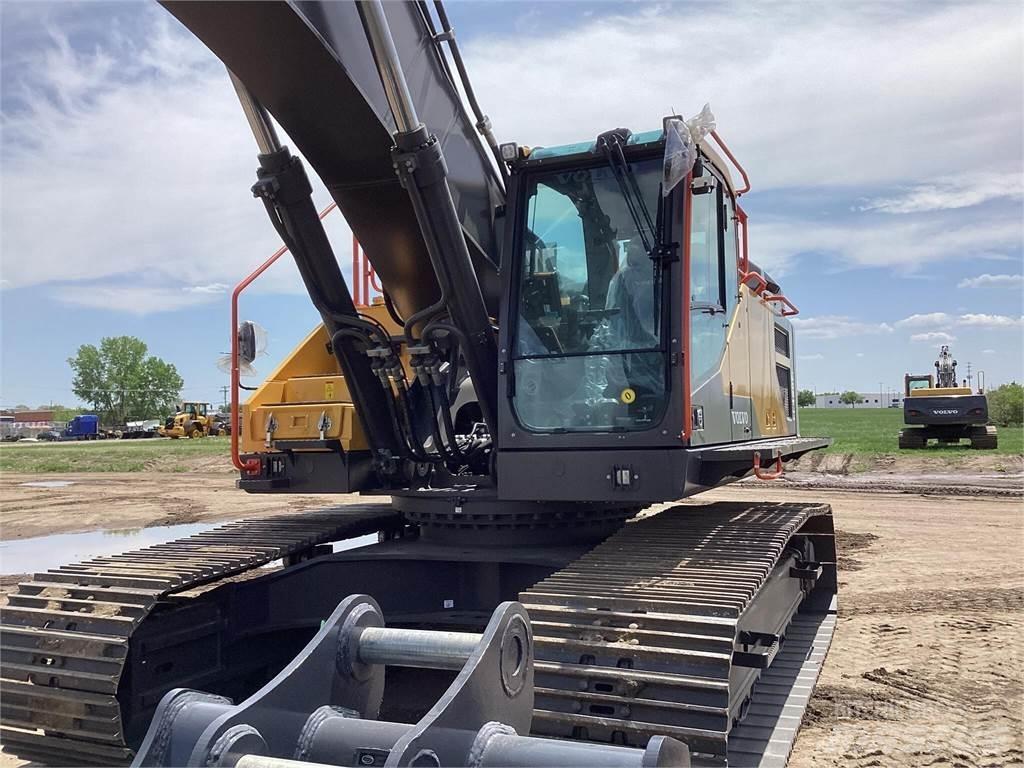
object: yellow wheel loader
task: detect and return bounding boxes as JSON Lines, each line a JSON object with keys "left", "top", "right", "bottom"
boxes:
{"left": 158, "top": 401, "right": 224, "bottom": 439}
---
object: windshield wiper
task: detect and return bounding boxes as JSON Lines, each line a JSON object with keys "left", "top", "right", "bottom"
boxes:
{"left": 595, "top": 129, "right": 672, "bottom": 333}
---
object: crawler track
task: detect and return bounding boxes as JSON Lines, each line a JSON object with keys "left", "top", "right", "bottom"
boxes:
{"left": 523, "top": 501, "right": 837, "bottom": 765}
{"left": 1, "top": 501, "right": 834, "bottom": 767}
{"left": 0, "top": 506, "right": 400, "bottom": 766}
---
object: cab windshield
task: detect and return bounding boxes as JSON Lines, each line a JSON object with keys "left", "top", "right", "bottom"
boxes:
{"left": 513, "top": 158, "right": 667, "bottom": 432}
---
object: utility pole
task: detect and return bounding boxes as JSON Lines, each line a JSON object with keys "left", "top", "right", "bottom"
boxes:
{"left": 965, "top": 362, "right": 972, "bottom": 389}
{"left": 220, "top": 385, "right": 230, "bottom": 410}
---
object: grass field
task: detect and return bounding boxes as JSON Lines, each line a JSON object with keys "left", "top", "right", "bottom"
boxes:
{"left": 1, "top": 411, "right": 1020, "bottom": 474}
{"left": 0, "top": 436, "right": 230, "bottom": 473}
{"left": 798, "top": 407, "right": 1023, "bottom": 456}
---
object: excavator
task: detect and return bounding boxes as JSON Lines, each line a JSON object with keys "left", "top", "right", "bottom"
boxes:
{"left": 900, "top": 345, "right": 997, "bottom": 449}
{"left": 0, "top": 3, "right": 837, "bottom": 766}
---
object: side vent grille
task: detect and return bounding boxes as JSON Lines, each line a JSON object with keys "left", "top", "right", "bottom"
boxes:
{"left": 774, "top": 326, "right": 791, "bottom": 357}
{"left": 777, "top": 365, "right": 793, "bottom": 417}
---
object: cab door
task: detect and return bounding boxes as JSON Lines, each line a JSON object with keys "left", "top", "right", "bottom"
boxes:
{"left": 688, "top": 173, "right": 731, "bottom": 445}
{"left": 722, "top": 191, "right": 752, "bottom": 441}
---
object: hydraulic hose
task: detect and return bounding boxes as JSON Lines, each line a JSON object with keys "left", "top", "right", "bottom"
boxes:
{"left": 425, "top": 384, "right": 461, "bottom": 467}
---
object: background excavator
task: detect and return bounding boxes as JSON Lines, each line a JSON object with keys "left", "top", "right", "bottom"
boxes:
{"left": 158, "top": 401, "right": 226, "bottom": 439}
{"left": 0, "top": 2, "right": 836, "bottom": 766}
{"left": 900, "top": 345, "right": 997, "bottom": 449}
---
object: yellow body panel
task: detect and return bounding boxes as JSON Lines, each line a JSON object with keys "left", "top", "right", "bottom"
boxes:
{"left": 910, "top": 386, "right": 972, "bottom": 397}
{"left": 240, "top": 303, "right": 399, "bottom": 454}
{"left": 720, "top": 284, "right": 792, "bottom": 436}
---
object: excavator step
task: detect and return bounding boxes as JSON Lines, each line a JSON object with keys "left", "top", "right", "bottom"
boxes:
{"left": 0, "top": 505, "right": 401, "bottom": 767}
{"left": 522, "top": 501, "right": 836, "bottom": 765}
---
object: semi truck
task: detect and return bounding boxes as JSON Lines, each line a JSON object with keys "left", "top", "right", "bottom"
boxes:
{"left": 61, "top": 414, "right": 103, "bottom": 440}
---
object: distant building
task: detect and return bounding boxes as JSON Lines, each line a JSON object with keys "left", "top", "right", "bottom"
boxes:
{"left": 9, "top": 409, "right": 56, "bottom": 437}
{"left": 813, "top": 393, "right": 903, "bottom": 409}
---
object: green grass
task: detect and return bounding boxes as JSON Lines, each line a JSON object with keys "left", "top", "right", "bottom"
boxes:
{"left": 798, "top": 407, "right": 1023, "bottom": 457}
{"left": 2, "top": 412, "right": 1021, "bottom": 474}
{"left": 0, "top": 437, "right": 230, "bottom": 474}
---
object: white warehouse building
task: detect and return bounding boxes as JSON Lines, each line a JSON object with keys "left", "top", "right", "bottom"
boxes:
{"left": 813, "top": 392, "right": 904, "bottom": 409}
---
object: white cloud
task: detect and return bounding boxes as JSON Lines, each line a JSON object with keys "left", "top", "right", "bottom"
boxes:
{"left": 0, "top": 16, "right": 351, "bottom": 296}
{"left": 790, "top": 315, "right": 894, "bottom": 340}
{"left": 958, "top": 313, "right": 1024, "bottom": 328}
{"left": 855, "top": 352, "right": 865, "bottom": 358}
{"left": 184, "top": 283, "right": 229, "bottom": 295}
{"left": 750, "top": 213, "right": 1021, "bottom": 276}
{"left": 910, "top": 331, "right": 957, "bottom": 343}
{"left": 799, "top": 353, "right": 825, "bottom": 361}
{"left": 467, "top": 3, "right": 1023, "bottom": 189}
{"left": 859, "top": 173, "right": 1023, "bottom": 214}
{"left": 50, "top": 283, "right": 224, "bottom": 315}
{"left": 957, "top": 273, "right": 1024, "bottom": 288}
{"left": 983, "top": 349, "right": 997, "bottom": 354}
{"left": 896, "top": 312, "right": 953, "bottom": 328}
{"left": 896, "top": 311, "right": 1023, "bottom": 332}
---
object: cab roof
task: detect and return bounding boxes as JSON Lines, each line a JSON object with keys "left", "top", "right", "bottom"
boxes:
{"left": 527, "top": 127, "right": 738, "bottom": 196}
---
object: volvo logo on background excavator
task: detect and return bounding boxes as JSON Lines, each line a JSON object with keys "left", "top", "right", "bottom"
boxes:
{"left": 0, "top": 2, "right": 837, "bottom": 766}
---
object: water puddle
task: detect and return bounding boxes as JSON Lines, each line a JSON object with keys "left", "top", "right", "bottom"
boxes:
{"left": 20, "top": 480, "right": 77, "bottom": 488}
{"left": 0, "top": 523, "right": 216, "bottom": 576}
{"left": 0, "top": 526, "right": 382, "bottom": 576}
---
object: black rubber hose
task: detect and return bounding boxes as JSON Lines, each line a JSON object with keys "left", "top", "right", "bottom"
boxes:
{"left": 395, "top": 379, "right": 436, "bottom": 463}
{"left": 433, "top": 382, "right": 472, "bottom": 462}
{"left": 425, "top": 384, "right": 460, "bottom": 467}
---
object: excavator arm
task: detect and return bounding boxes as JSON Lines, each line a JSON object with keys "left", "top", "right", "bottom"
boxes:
{"left": 164, "top": 0, "right": 504, "bottom": 461}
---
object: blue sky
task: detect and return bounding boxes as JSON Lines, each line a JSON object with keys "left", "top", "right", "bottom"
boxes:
{"left": 1, "top": 0, "right": 1022, "bottom": 410}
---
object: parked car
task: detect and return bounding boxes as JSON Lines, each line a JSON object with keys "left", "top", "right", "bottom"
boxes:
{"left": 37, "top": 430, "right": 61, "bottom": 441}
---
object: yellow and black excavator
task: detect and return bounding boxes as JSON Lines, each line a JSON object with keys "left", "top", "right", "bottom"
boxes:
{"left": 0, "top": 3, "right": 837, "bottom": 767}
{"left": 900, "top": 345, "right": 997, "bottom": 449}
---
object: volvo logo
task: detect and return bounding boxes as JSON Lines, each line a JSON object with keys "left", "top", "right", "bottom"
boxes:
{"left": 932, "top": 409, "right": 959, "bottom": 415}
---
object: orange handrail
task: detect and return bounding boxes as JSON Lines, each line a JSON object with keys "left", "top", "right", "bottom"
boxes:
{"left": 763, "top": 294, "right": 799, "bottom": 317}
{"left": 735, "top": 204, "right": 749, "bottom": 275}
{"left": 708, "top": 130, "right": 751, "bottom": 196}
{"left": 230, "top": 202, "right": 338, "bottom": 473}
{"left": 351, "top": 235, "right": 382, "bottom": 307}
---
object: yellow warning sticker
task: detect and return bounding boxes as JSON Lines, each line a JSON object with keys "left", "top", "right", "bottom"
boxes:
{"left": 620, "top": 387, "right": 636, "bottom": 404}
{"left": 325, "top": 382, "right": 335, "bottom": 400}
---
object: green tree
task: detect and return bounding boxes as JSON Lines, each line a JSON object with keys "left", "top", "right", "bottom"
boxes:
{"left": 68, "top": 337, "right": 183, "bottom": 424}
{"left": 987, "top": 382, "right": 1023, "bottom": 426}
{"left": 797, "top": 389, "right": 816, "bottom": 408}
{"left": 840, "top": 390, "right": 861, "bottom": 408}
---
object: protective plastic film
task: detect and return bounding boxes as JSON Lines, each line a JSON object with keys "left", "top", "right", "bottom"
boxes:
{"left": 662, "top": 103, "right": 717, "bottom": 196}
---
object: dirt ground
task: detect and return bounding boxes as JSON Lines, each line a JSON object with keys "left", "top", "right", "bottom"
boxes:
{"left": 0, "top": 470, "right": 1021, "bottom": 767}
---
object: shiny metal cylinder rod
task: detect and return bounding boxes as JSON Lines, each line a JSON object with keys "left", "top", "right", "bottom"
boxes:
{"left": 356, "top": 626, "right": 481, "bottom": 670}
{"left": 359, "top": 0, "right": 421, "bottom": 133}
{"left": 228, "top": 70, "right": 281, "bottom": 155}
